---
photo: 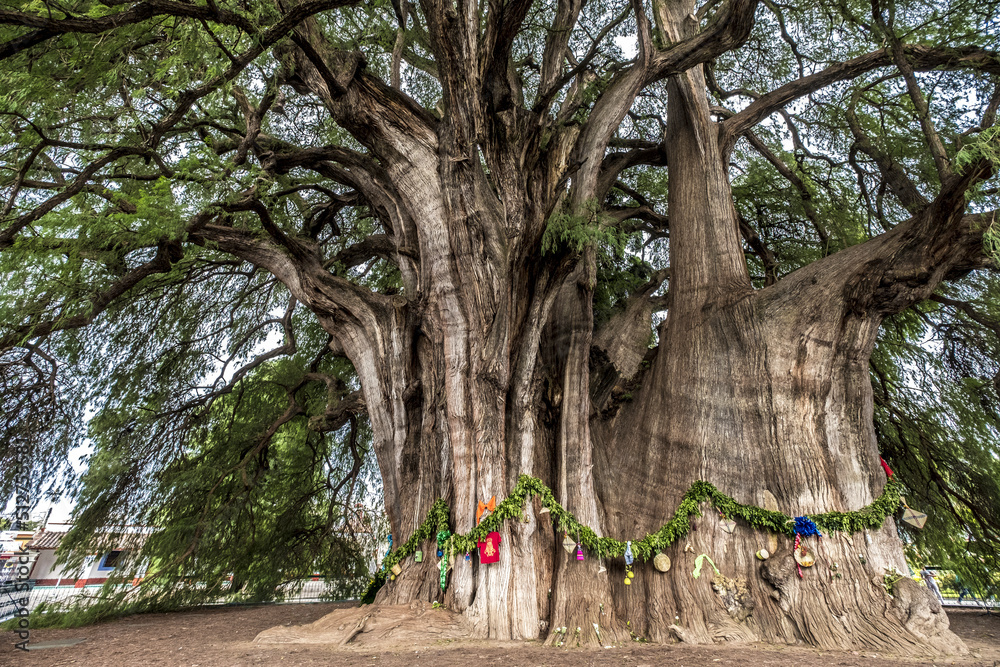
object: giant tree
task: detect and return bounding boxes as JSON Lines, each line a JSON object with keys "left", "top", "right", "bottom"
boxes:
{"left": 2, "top": 0, "right": 999, "bottom": 654}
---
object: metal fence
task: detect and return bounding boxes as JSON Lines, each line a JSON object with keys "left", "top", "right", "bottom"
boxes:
{"left": 20, "top": 577, "right": 368, "bottom": 615}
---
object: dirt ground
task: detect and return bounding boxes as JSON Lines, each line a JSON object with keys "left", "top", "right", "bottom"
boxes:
{"left": 3, "top": 602, "right": 999, "bottom": 667}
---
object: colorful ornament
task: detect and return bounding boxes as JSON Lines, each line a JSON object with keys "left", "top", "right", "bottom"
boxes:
{"left": 624, "top": 564, "right": 634, "bottom": 585}
{"left": 901, "top": 507, "right": 927, "bottom": 529}
{"left": 479, "top": 531, "right": 501, "bottom": 564}
{"left": 691, "top": 553, "right": 719, "bottom": 579}
{"left": 793, "top": 548, "right": 815, "bottom": 568}
{"left": 437, "top": 550, "right": 444, "bottom": 557}
{"left": 624, "top": 541, "right": 634, "bottom": 566}
{"left": 793, "top": 516, "right": 822, "bottom": 537}
{"left": 576, "top": 544, "right": 584, "bottom": 561}
{"left": 465, "top": 553, "right": 471, "bottom": 562}
{"left": 880, "top": 457, "right": 894, "bottom": 479}
{"left": 414, "top": 550, "right": 423, "bottom": 563}
{"left": 476, "top": 496, "right": 496, "bottom": 524}
{"left": 653, "top": 553, "right": 671, "bottom": 572}
{"left": 562, "top": 533, "right": 576, "bottom": 555}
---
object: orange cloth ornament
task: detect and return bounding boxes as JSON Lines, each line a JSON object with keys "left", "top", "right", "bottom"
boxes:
{"left": 476, "top": 496, "right": 496, "bottom": 525}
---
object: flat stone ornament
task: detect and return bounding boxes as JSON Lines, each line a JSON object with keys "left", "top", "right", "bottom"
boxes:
{"left": 653, "top": 553, "right": 671, "bottom": 572}
{"left": 901, "top": 507, "right": 927, "bottom": 529}
{"left": 720, "top": 518, "right": 737, "bottom": 534}
{"left": 794, "top": 547, "right": 815, "bottom": 567}
{"left": 562, "top": 533, "right": 577, "bottom": 554}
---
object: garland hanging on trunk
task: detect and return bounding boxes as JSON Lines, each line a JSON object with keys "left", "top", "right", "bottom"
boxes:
{"left": 361, "top": 474, "right": 903, "bottom": 603}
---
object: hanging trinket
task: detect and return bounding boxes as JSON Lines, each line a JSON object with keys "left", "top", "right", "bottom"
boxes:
{"left": 391, "top": 563, "right": 402, "bottom": 576}
{"left": 478, "top": 531, "right": 501, "bottom": 564}
{"left": 718, "top": 510, "right": 736, "bottom": 534}
{"left": 793, "top": 547, "right": 815, "bottom": 568}
{"left": 598, "top": 562, "right": 607, "bottom": 574}
{"left": 901, "top": 507, "right": 927, "bottom": 529}
{"left": 465, "top": 553, "right": 471, "bottom": 562}
{"left": 414, "top": 550, "right": 423, "bottom": 563}
{"left": 900, "top": 497, "right": 928, "bottom": 529}
{"left": 476, "top": 496, "right": 496, "bottom": 525}
{"left": 576, "top": 544, "right": 584, "bottom": 561}
{"left": 562, "top": 533, "right": 576, "bottom": 555}
{"left": 624, "top": 564, "right": 635, "bottom": 585}
{"left": 653, "top": 553, "right": 671, "bottom": 572}
{"left": 624, "top": 541, "right": 634, "bottom": 566}
{"left": 439, "top": 557, "right": 447, "bottom": 590}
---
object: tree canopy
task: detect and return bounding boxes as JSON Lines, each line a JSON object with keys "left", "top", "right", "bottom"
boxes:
{"left": 1, "top": 0, "right": 1000, "bottom": 624}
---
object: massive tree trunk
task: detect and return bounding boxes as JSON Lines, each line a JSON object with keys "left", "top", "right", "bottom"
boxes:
{"left": 225, "top": 0, "right": 989, "bottom": 654}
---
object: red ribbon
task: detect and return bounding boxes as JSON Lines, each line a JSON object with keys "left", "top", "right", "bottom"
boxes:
{"left": 794, "top": 533, "right": 804, "bottom": 579}
{"left": 880, "top": 457, "right": 894, "bottom": 479}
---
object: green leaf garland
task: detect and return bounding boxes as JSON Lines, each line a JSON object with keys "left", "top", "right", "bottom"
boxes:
{"left": 360, "top": 474, "right": 903, "bottom": 603}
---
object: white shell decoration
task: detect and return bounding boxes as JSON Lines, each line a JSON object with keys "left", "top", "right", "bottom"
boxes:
{"left": 794, "top": 547, "right": 815, "bottom": 567}
{"left": 755, "top": 549, "right": 770, "bottom": 560}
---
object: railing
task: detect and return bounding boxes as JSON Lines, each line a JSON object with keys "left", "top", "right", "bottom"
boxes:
{"left": 20, "top": 577, "right": 369, "bottom": 615}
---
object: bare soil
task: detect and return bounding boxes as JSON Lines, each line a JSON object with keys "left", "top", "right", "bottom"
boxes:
{"left": 4, "top": 602, "right": 999, "bottom": 667}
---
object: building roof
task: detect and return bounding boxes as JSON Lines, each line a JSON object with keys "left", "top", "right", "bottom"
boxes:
{"left": 27, "top": 531, "right": 67, "bottom": 550}
{"left": 27, "top": 529, "right": 151, "bottom": 552}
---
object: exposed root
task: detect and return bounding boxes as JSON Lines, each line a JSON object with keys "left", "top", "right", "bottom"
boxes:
{"left": 253, "top": 601, "right": 470, "bottom": 647}
{"left": 890, "top": 577, "right": 967, "bottom": 656}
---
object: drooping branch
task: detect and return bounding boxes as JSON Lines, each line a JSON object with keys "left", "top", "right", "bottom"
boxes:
{"left": 720, "top": 45, "right": 1000, "bottom": 153}
{"left": 844, "top": 93, "right": 929, "bottom": 214}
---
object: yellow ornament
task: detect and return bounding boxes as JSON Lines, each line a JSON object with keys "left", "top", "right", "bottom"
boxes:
{"left": 624, "top": 578, "right": 631, "bottom": 585}
{"left": 627, "top": 570, "right": 635, "bottom": 579}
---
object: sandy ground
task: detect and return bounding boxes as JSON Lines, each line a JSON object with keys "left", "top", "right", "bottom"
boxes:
{"left": 3, "top": 602, "right": 999, "bottom": 667}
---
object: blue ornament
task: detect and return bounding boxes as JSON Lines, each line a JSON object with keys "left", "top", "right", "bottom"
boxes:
{"left": 793, "top": 516, "right": 821, "bottom": 537}
{"left": 437, "top": 550, "right": 444, "bottom": 558}
{"left": 624, "top": 541, "right": 634, "bottom": 566}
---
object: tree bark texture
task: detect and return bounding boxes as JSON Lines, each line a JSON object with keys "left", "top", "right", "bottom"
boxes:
{"left": 237, "top": 0, "right": 992, "bottom": 653}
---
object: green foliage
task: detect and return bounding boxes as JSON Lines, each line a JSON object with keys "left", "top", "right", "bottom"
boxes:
{"left": 541, "top": 201, "right": 627, "bottom": 256}
{"left": 362, "top": 473, "right": 903, "bottom": 602}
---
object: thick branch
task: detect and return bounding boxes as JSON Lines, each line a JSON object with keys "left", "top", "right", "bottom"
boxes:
{"left": 721, "top": 45, "right": 1000, "bottom": 153}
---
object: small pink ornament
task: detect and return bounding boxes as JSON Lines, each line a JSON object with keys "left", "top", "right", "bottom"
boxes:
{"left": 576, "top": 544, "right": 584, "bottom": 561}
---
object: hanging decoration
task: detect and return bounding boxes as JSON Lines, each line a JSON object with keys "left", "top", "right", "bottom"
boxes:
{"left": 477, "top": 496, "right": 496, "bottom": 525}
{"left": 718, "top": 509, "right": 736, "bottom": 534}
{"left": 691, "top": 554, "right": 720, "bottom": 579}
{"left": 793, "top": 516, "right": 822, "bottom": 537}
{"left": 479, "top": 531, "right": 501, "bottom": 564}
{"left": 901, "top": 507, "right": 927, "bottom": 529}
{"left": 391, "top": 563, "right": 402, "bottom": 576}
{"left": 576, "top": 544, "right": 585, "bottom": 561}
{"left": 624, "top": 541, "right": 634, "bottom": 566}
{"left": 414, "top": 550, "right": 423, "bottom": 563}
{"left": 880, "top": 457, "right": 894, "bottom": 479}
{"left": 360, "top": 473, "right": 904, "bottom": 604}
{"left": 653, "top": 552, "right": 671, "bottom": 572}
{"left": 562, "top": 533, "right": 577, "bottom": 555}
